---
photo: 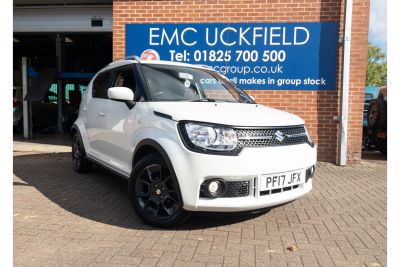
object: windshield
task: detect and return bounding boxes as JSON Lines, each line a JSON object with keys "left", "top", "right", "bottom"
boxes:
{"left": 142, "top": 64, "right": 254, "bottom": 103}
{"left": 364, "top": 93, "right": 373, "bottom": 102}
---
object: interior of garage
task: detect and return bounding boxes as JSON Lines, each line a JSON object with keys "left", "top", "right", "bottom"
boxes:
{"left": 13, "top": 33, "right": 112, "bottom": 134}
{"left": 14, "top": 33, "right": 112, "bottom": 74}
{"left": 13, "top": 0, "right": 112, "bottom": 135}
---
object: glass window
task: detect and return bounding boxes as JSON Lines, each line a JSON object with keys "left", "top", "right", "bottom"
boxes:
{"left": 112, "top": 69, "right": 136, "bottom": 92}
{"left": 364, "top": 93, "right": 373, "bottom": 102}
{"left": 92, "top": 72, "right": 111, "bottom": 99}
{"left": 141, "top": 64, "right": 254, "bottom": 103}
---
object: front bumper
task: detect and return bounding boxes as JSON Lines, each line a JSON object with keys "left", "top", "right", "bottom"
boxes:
{"left": 195, "top": 180, "right": 312, "bottom": 212}
{"left": 167, "top": 140, "right": 317, "bottom": 212}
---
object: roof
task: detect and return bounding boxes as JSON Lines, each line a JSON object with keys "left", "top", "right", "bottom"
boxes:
{"left": 105, "top": 58, "right": 211, "bottom": 72}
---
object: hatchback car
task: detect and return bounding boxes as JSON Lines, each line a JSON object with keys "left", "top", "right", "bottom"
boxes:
{"left": 71, "top": 57, "right": 316, "bottom": 227}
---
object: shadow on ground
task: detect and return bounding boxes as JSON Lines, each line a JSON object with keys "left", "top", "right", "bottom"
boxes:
{"left": 13, "top": 152, "right": 267, "bottom": 230}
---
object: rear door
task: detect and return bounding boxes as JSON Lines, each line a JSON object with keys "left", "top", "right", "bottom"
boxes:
{"left": 85, "top": 71, "right": 112, "bottom": 162}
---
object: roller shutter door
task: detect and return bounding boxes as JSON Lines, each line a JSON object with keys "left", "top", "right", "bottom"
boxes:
{"left": 14, "top": 6, "right": 112, "bottom": 32}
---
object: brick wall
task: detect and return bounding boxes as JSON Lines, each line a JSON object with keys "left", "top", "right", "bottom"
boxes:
{"left": 113, "top": 0, "right": 370, "bottom": 164}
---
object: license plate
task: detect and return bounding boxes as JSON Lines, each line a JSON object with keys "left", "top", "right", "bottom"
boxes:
{"left": 259, "top": 169, "right": 305, "bottom": 191}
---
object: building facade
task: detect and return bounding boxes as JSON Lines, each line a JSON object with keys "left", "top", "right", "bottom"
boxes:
{"left": 13, "top": 0, "right": 370, "bottom": 164}
{"left": 113, "top": 0, "right": 370, "bottom": 164}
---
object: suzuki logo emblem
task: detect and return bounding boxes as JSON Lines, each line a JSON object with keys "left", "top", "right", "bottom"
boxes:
{"left": 274, "top": 130, "right": 285, "bottom": 142}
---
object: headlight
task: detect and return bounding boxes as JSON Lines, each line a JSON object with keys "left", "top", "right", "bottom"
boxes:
{"left": 304, "top": 127, "right": 314, "bottom": 146}
{"left": 183, "top": 122, "right": 238, "bottom": 151}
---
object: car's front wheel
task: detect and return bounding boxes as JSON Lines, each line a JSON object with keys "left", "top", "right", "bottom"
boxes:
{"left": 129, "top": 153, "right": 190, "bottom": 228}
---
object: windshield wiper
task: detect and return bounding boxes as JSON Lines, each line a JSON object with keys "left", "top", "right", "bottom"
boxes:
{"left": 190, "top": 98, "right": 216, "bottom": 102}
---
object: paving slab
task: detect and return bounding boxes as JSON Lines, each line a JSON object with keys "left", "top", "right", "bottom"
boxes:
{"left": 13, "top": 138, "right": 387, "bottom": 266}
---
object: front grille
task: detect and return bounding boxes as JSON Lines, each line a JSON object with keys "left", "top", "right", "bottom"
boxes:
{"left": 223, "top": 181, "right": 250, "bottom": 198}
{"left": 234, "top": 126, "right": 308, "bottom": 148}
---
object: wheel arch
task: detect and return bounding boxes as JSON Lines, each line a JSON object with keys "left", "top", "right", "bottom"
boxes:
{"left": 71, "top": 124, "right": 80, "bottom": 139}
{"left": 133, "top": 139, "right": 173, "bottom": 170}
{"left": 132, "top": 139, "right": 184, "bottom": 204}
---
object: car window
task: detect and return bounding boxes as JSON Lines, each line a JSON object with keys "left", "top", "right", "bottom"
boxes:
{"left": 112, "top": 68, "right": 136, "bottom": 93}
{"left": 92, "top": 71, "right": 111, "bottom": 99}
{"left": 364, "top": 93, "right": 373, "bottom": 102}
{"left": 142, "top": 64, "right": 254, "bottom": 103}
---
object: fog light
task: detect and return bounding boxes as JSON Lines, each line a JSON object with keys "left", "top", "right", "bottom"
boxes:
{"left": 200, "top": 178, "right": 226, "bottom": 198}
{"left": 208, "top": 181, "right": 219, "bottom": 193}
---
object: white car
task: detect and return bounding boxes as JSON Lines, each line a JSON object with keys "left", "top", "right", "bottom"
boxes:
{"left": 72, "top": 57, "right": 316, "bottom": 227}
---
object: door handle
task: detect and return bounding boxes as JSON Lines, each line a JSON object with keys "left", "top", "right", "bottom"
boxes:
{"left": 99, "top": 112, "right": 106, "bottom": 117}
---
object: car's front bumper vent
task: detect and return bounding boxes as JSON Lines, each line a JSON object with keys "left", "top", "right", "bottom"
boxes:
{"left": 222, "top": 181, "right": 250, "bottom": 198}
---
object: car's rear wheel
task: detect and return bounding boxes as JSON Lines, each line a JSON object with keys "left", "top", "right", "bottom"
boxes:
{"left": 362, "top": 131, "right": 372, "bottom": 151}
{"left": 72, "top": 133, "right": 92, "bottom": 173}
{"left": 129, "top": 153, "right": 190, "bottom": 228}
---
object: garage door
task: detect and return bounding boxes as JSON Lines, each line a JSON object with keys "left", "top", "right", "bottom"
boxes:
{"left": 14, "top": 5, "right": 112, "bottom": 33}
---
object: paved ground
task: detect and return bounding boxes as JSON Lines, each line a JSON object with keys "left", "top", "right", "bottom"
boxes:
{"left": 13, "top": 136, "right": 387, "bottom": 266}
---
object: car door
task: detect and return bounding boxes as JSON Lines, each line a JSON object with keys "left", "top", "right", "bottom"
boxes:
{"left": 101, "top": 66, "right": 137, "bottom": 176}
{"left": 84, "top": 71, "right": 113, "bottom": 162}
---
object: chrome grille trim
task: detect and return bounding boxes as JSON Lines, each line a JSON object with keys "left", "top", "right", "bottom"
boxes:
{"left": 234, "top": 126, "right": 308, "bottom": 147}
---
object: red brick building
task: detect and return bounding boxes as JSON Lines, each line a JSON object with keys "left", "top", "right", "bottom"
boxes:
{"left": 13, "top": 0, "right": 369, "bottom": 164}
{"left": 112, "top": 0, "right": 370, "bottom": 164}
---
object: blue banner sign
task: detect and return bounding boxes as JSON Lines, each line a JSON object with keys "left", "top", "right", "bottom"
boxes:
{"left": 126, "top": 22, "right": 338, "bottom": 90}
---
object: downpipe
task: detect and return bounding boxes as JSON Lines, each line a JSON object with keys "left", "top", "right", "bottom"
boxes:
{"left": 339, "top": 0, "right": 353, "bottom": 166}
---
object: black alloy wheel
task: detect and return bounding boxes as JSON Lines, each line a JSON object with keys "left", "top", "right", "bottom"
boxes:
{"left": 362, "top": 132, "right": 372, "bottom": 151}
{"left": 72, "top": 134, "right": 92, "bottom": 173}
{"left": 129, "top": 153, "right": 190, "bottom": 227}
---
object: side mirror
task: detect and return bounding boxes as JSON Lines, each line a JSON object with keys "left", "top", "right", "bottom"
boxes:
{"left": 108, "top": 87, "right": 135, "bottom": 109}
{"left": 108, "top": 87, "right": 134, "bottom": 101}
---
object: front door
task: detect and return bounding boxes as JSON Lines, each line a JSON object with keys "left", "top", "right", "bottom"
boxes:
{"left": 101, "top": 66, "right": 137, "bottom": 176}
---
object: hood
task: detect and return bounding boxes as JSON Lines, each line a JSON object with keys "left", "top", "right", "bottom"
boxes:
{"left": 151, "top": 102, "right": 304, "bottom": 127}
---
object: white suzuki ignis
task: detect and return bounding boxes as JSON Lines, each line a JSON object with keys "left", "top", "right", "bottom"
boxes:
{"left": 72, "top": 57, "right": 316, "bottom": 227}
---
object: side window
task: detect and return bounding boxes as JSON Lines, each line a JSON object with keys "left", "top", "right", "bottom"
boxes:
{"left": 92, "top": 72, "right": 111, "bottom": 99}
{"left": 112, "top": 68, "right": 136, "bottom": 93}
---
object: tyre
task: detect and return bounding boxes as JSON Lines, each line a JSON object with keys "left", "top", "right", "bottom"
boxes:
{"left": 362, "top": 132, "right": 372, "bottom": 151}
{"left": 129, "top": 153, "right": 190, "bottom": 228}
{"left": 367, "top": 98, "right": 387, "bottom": 130}
{"left": 72, "top": 133, "right": 92, "bottom": 173}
